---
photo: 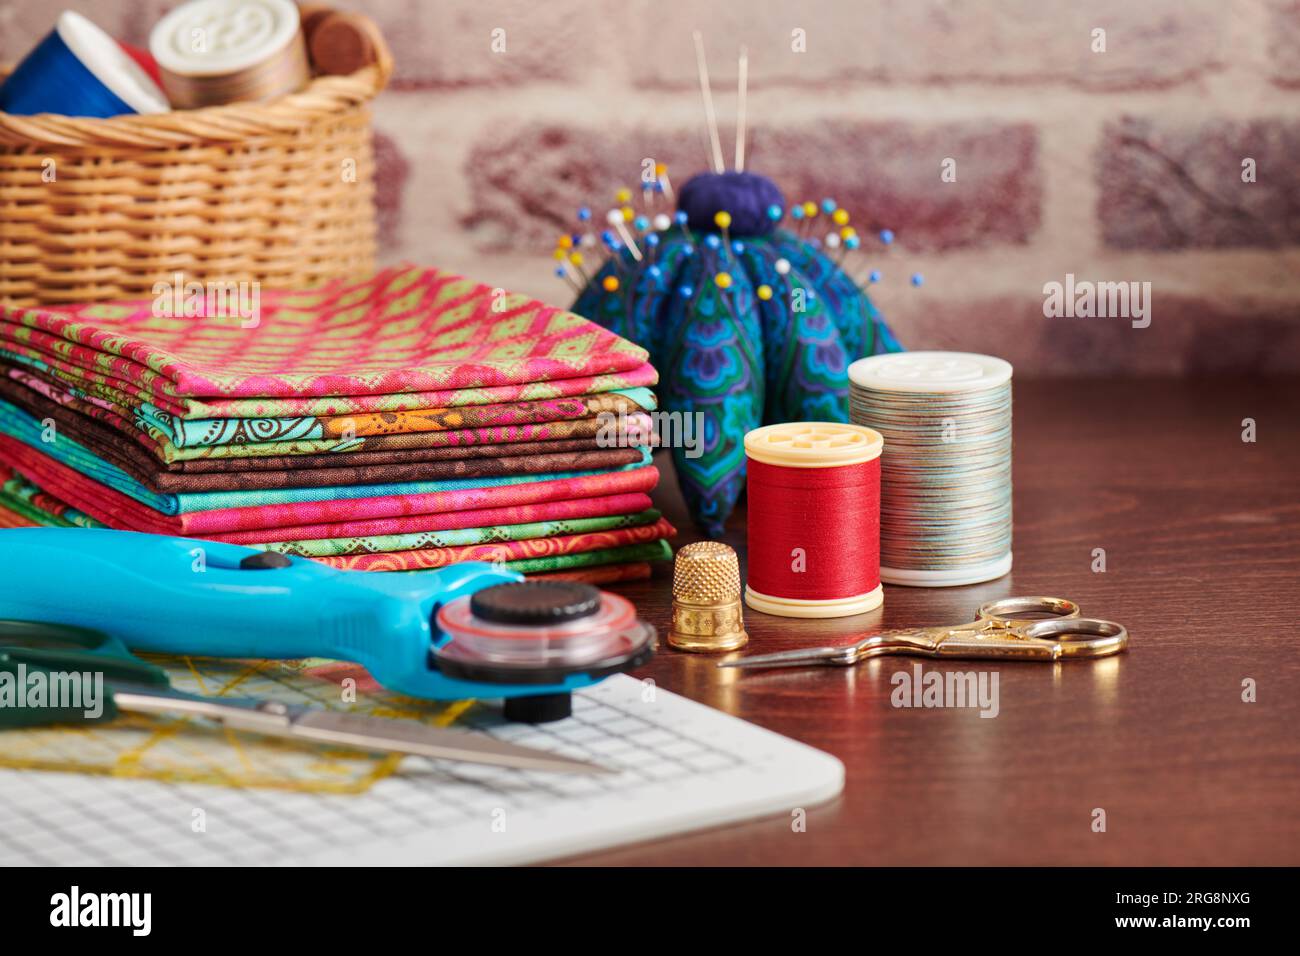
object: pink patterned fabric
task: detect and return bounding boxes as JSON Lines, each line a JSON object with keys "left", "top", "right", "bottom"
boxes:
{"left": 0, "top": 334, "right": 657, "bottom": 418}
{"left": 211, "top": 492, "right": 655, "bottom": 544}
{"left": 0, "top": 266, "right": 649, "bottom": 400}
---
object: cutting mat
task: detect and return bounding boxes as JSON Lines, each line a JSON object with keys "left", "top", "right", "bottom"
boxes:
{"left": 0, "top": 673, "right": 844, "bottom": 865}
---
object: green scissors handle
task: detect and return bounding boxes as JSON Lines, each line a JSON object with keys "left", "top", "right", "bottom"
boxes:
{"left": 0, "top": 620, "right": 171, "bottom": 728}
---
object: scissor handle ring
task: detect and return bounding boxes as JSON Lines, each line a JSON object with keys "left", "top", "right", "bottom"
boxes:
{"left": 976, "top": 596, "right": 1081, "bottom": 622}
{"left": 1022, "top": 618, "right": 1128, "bottom": 658}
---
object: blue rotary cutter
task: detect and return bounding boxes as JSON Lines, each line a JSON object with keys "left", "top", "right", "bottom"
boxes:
{"left": 0, "top": 529, "right": 656, "bottom": 723}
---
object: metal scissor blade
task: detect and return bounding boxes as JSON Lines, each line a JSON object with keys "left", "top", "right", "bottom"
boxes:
{"left": 287, "top": 710, "right": 615, "bottom": 775}
{"left": 716, "top": 645, "right": 852, "bottom": 669}
{"left": 111, "top": 690, "right": 613, "bottom": 775}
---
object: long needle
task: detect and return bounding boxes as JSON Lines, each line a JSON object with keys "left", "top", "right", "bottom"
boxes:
{"left": 693, "top": 31, "right": 725, "bottom": 173}
{"left": 735, "top": 46, "right": 748, "bottom": 172}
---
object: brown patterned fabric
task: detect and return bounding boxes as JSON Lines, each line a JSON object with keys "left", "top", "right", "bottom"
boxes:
{"left": 164, "top": 437, "right": 622, "bottom": 473}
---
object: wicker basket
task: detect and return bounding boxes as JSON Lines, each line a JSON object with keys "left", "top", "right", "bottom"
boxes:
{"left": 0, "top": 26, "right": 393, "bottom": 307}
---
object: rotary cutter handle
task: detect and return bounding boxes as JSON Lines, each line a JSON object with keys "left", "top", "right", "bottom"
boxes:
{"left": 0, "top": 529, "right": 656, "bottom": 723}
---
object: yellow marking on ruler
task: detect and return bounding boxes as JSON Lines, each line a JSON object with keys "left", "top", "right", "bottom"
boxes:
{"left": 222, "top": 726, "right": 257, "bottom": 773}
{"left": 181, "top": 656, "right": 211, "bottom": 696}
{"left": 434, "top": 700, "right": 476, "bottom": 727}
{"left": 112, "top": 717, "right": 184, "bottom": 774}
{"left": 217, "top": 660, "right": 271, "bottom": 697}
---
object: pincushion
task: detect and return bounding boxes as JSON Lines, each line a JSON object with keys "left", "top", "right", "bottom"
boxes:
{"left": 565, "top": 170, "right": 903, "bottom": 537}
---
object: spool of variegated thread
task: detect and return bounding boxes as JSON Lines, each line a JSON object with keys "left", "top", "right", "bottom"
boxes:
{"left": 744, "top": 422, "right": 884, "bottom": 619}
{"left": 149, "top": 0, "right": 310, "bottom": 109}
{"left": 848, "top": 351, "right": 1014, "bottom": 587}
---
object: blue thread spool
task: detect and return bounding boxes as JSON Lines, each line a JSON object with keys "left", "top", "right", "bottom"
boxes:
{"left": 0, "top": 12, "right": 167, "bottom": 117}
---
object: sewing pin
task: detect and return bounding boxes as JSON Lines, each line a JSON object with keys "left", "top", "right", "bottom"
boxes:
{"left": 735, "top": 46, "right": 748, "bottom": 172}
{"left": 554, "top": 265, "right": 581, "bottom": 295}
{"left": 575, "top": 206, "right": 597, "bottom": 248}
{"left": 600, "top": 229, "right": 627, "bottom": 274}
{"left": 607, "top": 208, "right": 642, "bottom": 261}
{"left": 656, "top": 163, "right": 675, "bottom": 205}
{"left": 568, "top": 251, "right": 592, "bottom": 284}
{"left": 714, "top": 210, "right": 732, "bottom": 250}
{"left": 800, "top": 201, "right": 818, "bottom": 238}
{"left": 838, "top": 231, "right": 860, "bottom": 267}
{"left": 693, "top": 32, "right": 726, "bottom": 173}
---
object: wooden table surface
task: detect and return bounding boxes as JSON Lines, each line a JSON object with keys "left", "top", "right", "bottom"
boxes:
{"left": 561, "top": 378, "right": 1300, "bottom": 866}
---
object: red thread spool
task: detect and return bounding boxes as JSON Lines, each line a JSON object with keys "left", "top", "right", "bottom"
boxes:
{"left": 744, "top": 422, "right": 884, "bottom": 618}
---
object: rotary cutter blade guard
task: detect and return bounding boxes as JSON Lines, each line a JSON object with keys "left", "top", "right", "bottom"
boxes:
{"left": 0, "top": 529, "right": 655, "bottom": 723}
{"left": 434, "top": 581, "right": 656, "bottom": 722}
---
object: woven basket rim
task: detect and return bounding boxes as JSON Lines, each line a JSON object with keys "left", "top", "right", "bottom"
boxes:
{"left": 0, "top": 29, "right": 392, "bottom": 149}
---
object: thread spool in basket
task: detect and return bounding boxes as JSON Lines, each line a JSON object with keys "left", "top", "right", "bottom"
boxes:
{"left": 848, "top": 351, "right": 1014, "bottom": 587}
{"left": 744, "top": 422, "right": 884, "bottom": 619}
{"left": 149, "top": 0, "right": 310, "bottom": 109}
{"left": 0, "top": 11, "right": 168, "bottom": 117}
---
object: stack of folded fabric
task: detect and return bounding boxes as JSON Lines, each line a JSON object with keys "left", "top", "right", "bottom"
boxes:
{"left": 0, "top": 266, "right": 673, "bottom": 584}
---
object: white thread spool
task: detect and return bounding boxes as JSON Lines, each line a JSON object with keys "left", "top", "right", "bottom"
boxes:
{"left": 149, "top": 0, "right": 309, "bottom": 108}
{"left": 848, "top": 351, "right": 1013, "bottom": 587}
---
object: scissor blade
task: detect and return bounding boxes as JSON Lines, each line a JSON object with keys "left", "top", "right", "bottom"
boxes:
{"left": 717, "top": 646, "right": 849, "bottom": 669}
{"left": 287, "top": 710, "right": 614, "bottom": 775}
{"left": 111, "top": 689, "right": 613, "bottom": 775}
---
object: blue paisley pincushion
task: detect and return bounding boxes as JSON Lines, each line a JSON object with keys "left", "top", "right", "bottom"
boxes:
{"left": 568, "top": 170, "right": 903, "bottom": 537}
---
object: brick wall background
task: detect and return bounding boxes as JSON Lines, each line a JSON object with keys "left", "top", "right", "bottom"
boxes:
{"left": 4, "top": 0, "right": 1299, "bottom": 374}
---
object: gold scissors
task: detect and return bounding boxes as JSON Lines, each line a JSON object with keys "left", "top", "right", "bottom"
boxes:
{"left": 718, "top": 597, "right": 1127, "bottom": 670}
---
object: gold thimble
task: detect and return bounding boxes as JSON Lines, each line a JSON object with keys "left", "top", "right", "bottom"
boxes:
{"left": 667, "top": 541, "right": 749, "bottom": 653}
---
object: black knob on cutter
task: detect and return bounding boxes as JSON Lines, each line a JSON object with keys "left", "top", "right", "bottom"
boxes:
{"left": 467, "top": 583, "right": 599, "bottom": 724}
{"left": 470, "top": 581, "right": 600, "bottom": 626}
{"left": 503, "top": 693, "right": 572, "bottom": 724}
{"left": 438, "top": 581, "right": 654, "bottom": 725}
